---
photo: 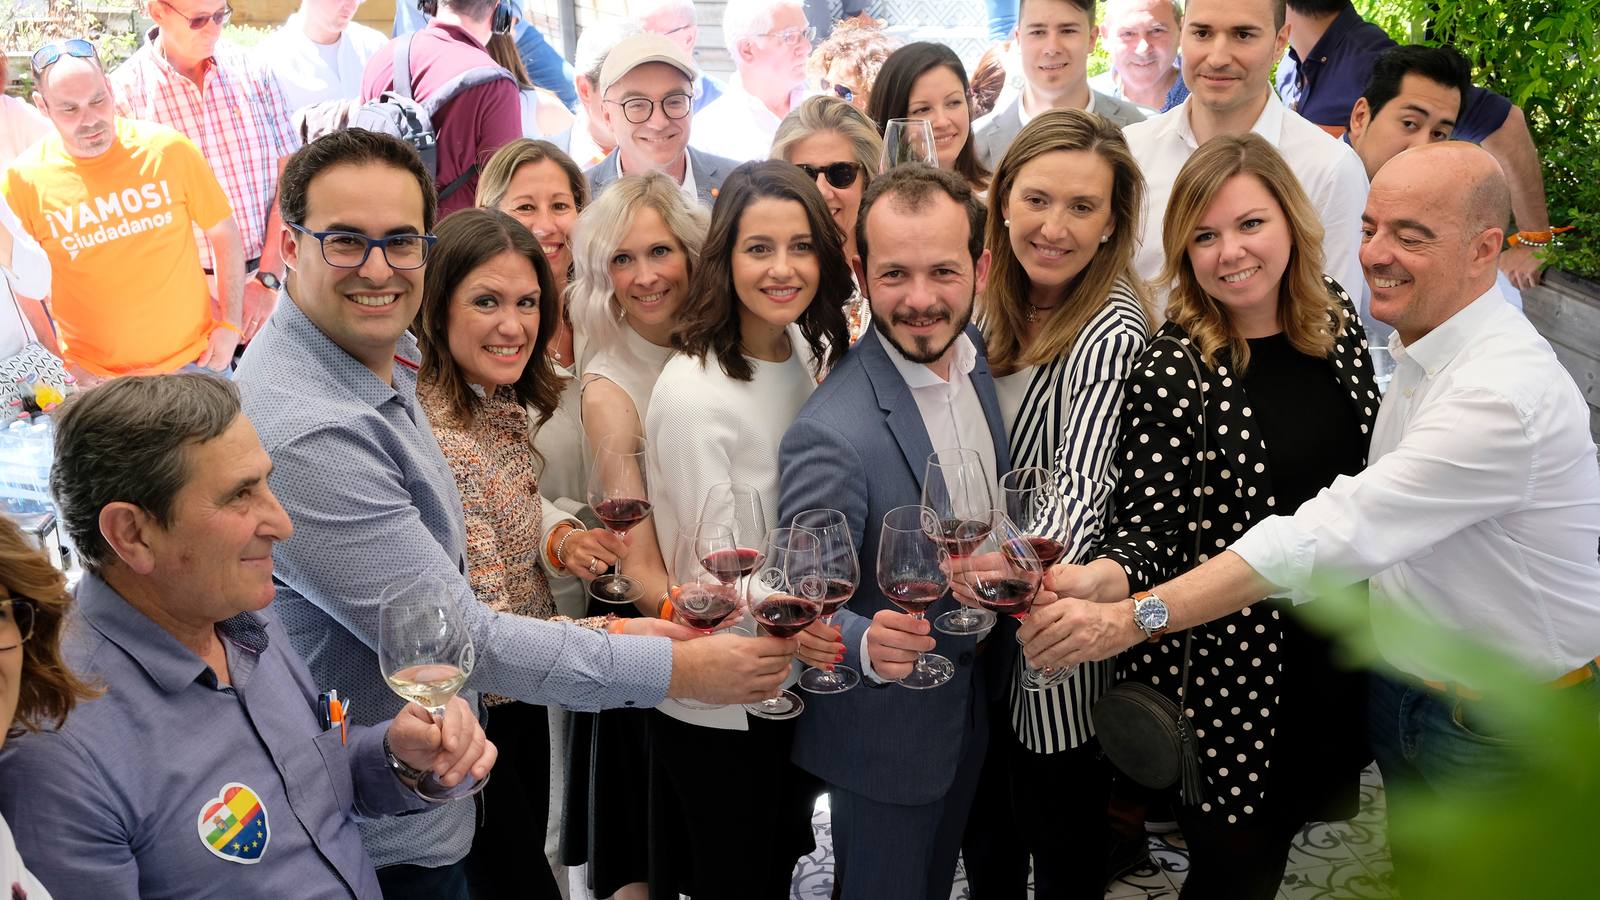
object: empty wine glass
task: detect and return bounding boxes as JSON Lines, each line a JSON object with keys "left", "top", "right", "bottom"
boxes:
{"left": 880, "top": 117, "right": 938, "bottom": 172}
{"left": 745, "top": 527, "right": 823, "bottom": 720}
{"left": 877, "top": 505, "right": 954, "bottom": 690}
{"left": 924, "top": 448, "right": 998, "bottom": 636}
{"left": 793, "top": 508, "right": 860, "bottom": 695}
{"left": 999, "top": 469, "right": 1075, "bottom": 690}
{"left": 587, "top": 433, "right": 653, "bottom": 605}
{"left": 699, "top": 482, "right": 766, "bottom": 581}
{"left": 378, "top": 575, "right": 488, "bottom": 802}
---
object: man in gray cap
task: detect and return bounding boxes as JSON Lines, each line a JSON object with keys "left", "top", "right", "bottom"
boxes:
{"left": 585, "top": 32, "right": 739, "bottom": 208}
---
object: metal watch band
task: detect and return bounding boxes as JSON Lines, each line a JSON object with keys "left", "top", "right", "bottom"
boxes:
{"left": 383, "top": 732, "right": 427, "bottom": 782}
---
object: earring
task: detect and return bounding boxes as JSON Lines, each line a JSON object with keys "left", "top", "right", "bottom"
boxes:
{"left": 1100, "top": 234, "right": 1110, "bottom": 244}
{"left": 1003, "top": 219, "right": 1011, "bottom": 228}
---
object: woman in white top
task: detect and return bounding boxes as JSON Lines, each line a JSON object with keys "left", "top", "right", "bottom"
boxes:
{"left": 770, "top": 95, "right": 884, "bottom": 340}
{"left": 0, "top": 515, "right": 100, "bottom": 899}
{"left": 976, "top": 108, "right": 1152, "bottom": 899}
{"left": 643, "top": 159, "right": 850, "bottom": 899}
{"left": 561, "top": 170, "right": 708, "bottom": 900}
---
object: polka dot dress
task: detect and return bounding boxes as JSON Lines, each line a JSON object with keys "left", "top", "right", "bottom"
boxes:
{"left": 1098, "top": 278, "right": 1377, "bottom": 820}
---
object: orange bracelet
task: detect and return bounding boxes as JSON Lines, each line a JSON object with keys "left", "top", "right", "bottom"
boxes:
{"left": 214, "top": 319, "right": 242, "bottom": 335}
{"left": 606, "top": 616, "right": 628, "bottom": 634}
{"left": 657, "top": 592, "right": 675, "bottom": 622}
{"left": 1508, "top": 226, "right": 1575, "bottom": 247}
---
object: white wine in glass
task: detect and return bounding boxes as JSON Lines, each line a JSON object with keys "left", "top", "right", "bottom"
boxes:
{"left": 378, "top": 575, "right": 487, "bottom": 802}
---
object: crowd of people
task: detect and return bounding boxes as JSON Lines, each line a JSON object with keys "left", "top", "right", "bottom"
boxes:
{"left": 0, "top": 1, "right": 1595, "bottom": 900}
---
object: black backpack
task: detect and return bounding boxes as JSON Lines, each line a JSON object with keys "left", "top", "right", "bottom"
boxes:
{"left": 294, "top": 31, "right": 514, "bottom": 203}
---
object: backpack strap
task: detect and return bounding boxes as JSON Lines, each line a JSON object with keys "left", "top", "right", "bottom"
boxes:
{"left": 419, "top": 65, "right": 516, "bottom": 118}
{"left": 393, "top": 32, "right": 417, "bottom": 102}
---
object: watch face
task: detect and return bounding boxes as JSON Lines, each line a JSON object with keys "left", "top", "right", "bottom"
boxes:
{"left": 256, "top": 272, "right": 281, "bottom": 290}
{"left": 1135, "top": 597, "right": 1168, "bottom": 632}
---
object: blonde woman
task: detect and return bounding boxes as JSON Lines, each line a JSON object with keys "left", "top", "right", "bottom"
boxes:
{"left": 770, "top": 95, "right": 884, "bottom": 339}
{"left": 977, "top": 107, "right": 1151, "bottom": 899}
{"left": 1039, "top": 133, "right": 1378, "bottom": 899}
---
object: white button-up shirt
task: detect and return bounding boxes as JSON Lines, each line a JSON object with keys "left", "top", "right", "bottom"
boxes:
{"left": 1124, "top": 93, "right": 1370, "bottom": 319}
{"left": 690, "top": 73, "right": 805, "bottom": 163}
{"left": 1231, "top": 286, "right": 1600, "bottom": 687}
{"left": 256, "top": 14, "right": 389, "bottom": 115}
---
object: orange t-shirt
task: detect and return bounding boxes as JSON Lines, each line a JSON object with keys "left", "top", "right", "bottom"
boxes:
{"left": 1, "top": 117, "right": 231, "bottom": 376}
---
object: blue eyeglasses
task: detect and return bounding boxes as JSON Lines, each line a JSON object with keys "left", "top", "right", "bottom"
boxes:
{"left": 30, "top": 39, "right": 101, "bottom": 76}
{"left": 287, "top": 223, "right": 438, "bottom": 270}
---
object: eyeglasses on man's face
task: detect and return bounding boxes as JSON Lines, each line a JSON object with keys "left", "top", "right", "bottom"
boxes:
{"left": 158, "top": 0, "right": 233, "bottom": 31}
{"left": 0, "top": 598, "right": 36, "bottom": 652}
{"left": 759, "top": 26, "right": 816, "bottom": 48}
{"left": 606, "top": 93, "right": 693, "bottom": 125}
{"left": 287, "top": 223, "right": 438, "bottom": 270}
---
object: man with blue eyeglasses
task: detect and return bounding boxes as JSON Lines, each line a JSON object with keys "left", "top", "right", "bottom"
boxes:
{"left": 691, "top": 0, "right": 813, "bottom": 162}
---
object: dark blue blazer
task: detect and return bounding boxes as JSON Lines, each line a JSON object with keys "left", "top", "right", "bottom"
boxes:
{"left": 777, "top": 323, "right": 1011, "bottom": 805}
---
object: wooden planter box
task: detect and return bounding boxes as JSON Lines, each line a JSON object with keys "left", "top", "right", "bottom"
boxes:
{"left": 1521, "top": 269, "right": 1600, "bottom": 449}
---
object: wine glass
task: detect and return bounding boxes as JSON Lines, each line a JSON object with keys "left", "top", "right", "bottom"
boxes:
{"left": 377, "top": 576, "right": 488, "bottom": 802}
{"left": 744, "top": 527, "right": 823, "bottom": 720}
{"left": 880, "top": 117, "right": 938, "bottom": 172}
{"left": 923, "top": 448, "right": 998, "bottom": 635}
{"left": 586, "top": 433, "right": 653, "bottom": 605}
{"left": 699, "top": 482, "right": 766, "bottom": 581}
{"left": 877, "top": 505, "right": 955, "bottom": 690}
{"left": 999, "top": 467, "right": 1074, "bottom": 691}
{"left": 793, "top": 508, "right": 860, "bottom": 695}
{"left": 1369, "top": 345, "right": 1396, "bottom": 395}
{"left": 671, "top": 521, "right": 743, "bottom": 711}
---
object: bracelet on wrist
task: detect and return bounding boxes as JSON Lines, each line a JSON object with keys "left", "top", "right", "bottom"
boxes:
{"left": 551, "top": 522, "right": 584, "bottom": 568}
{"left": 383, "top": 732, "right": 427, "bottom": 783}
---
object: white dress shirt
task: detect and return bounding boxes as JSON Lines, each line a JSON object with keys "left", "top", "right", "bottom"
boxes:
{"left": 1124, "top": 93, "right": 1370, "bottom": 320}
{"left": 860, "top": 329, "right": 999, "bottom": 682}
{"left": 256, "top": 13, "right": 388, "bottom": 114}
{"left": 1231, "top": 286, "right": 1600, "bottom": 688}
{"left": 689, "top": 73, "right": 805, "bottom": 162}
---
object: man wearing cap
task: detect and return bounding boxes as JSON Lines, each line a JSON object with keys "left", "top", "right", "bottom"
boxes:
{"left": 585, "top": 33, "right": 739, "bottom": 209}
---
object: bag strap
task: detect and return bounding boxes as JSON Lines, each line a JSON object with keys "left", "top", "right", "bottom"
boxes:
{"left": 394, "top": 32, "right": 417, "bottom": 102}
{"left": 1153, "top": 333, "right": 1209, "bottom": 803}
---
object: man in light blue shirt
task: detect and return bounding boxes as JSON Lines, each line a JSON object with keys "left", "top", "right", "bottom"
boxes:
{"left": 235, "top": 128, "right": 796, "bottom": 897}
{"left": 0, "top": 373, "right": 496, "bottom": 900}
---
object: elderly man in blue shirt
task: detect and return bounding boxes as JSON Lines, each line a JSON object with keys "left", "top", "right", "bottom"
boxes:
{"left": 0, "top": 373, "right": 497, "bottom": 899}
{"left": 233, "top": 128, "right": 797, "bottom": 899}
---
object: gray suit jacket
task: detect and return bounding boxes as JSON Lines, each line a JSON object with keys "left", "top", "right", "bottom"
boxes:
{"left": 777, "top": 324, "right": 1012, "bottom": 806}
{"left": 972, "top": 90, "right": 1147, "bottom": 170}
{"left": 584, "top": 146, "right": 740, "bottom": 208}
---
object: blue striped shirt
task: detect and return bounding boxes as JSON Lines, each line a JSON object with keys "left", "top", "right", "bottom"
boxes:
{"left": 235, "top": 295, "right": 674, "bottom": 869}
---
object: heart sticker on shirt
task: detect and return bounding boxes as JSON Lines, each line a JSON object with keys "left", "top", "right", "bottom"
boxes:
{"left": 196, "top": 782, "right": 270, "bottom": 864}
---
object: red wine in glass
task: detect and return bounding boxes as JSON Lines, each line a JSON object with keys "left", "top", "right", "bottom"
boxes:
{"left": 933, "top": 517, "right": 992, "bottom": 558}
{"left": 819, "top": 578, "right": 856, "bottom": 615}
{"left": 595, "top": 497, "right": 652, "bottom": 532}
{"left": 1018, "top": 535, "right": 1065, "bottom": 567}
{"left": 884, "top": 577, "right": 945, "bottom": 615}
{"left": 700, "top": 546, "right": 763, "bottom": 584}
{"left": 752, "top": 594, "right": 821, "bottom": 638}
{"left": 974, "top": 577, "right": 1039, "bottom": 618}
{"left": 675, "top": 583, "right": 739, "bottom": 632}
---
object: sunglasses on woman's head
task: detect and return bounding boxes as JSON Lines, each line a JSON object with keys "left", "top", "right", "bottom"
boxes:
{"left": 30, "top": 38, "right": 100, "bottom": 76}
{"left": 795, "top": 161, "right": 862, "bottom": 190}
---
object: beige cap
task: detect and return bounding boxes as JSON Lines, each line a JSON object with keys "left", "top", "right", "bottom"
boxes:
{"left": 598, "top": 32, "right": 698, "bottom": 97}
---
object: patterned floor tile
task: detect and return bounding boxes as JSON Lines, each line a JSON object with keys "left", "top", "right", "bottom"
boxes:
{"left": 1278, "top": 860, "right": 1398, "bottom": 899}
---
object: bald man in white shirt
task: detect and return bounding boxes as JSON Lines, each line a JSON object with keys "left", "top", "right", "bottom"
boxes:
{"left": 1025, "top": 139, "right": 1600, "bottom": 896}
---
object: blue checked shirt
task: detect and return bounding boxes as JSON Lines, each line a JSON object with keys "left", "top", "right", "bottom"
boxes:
{"left": 235, "top": 295, "right": 674, "bottom": 869}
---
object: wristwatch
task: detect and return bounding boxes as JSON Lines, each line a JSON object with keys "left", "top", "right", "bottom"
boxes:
{"left": 383, "top": 733, "right": 427, "bottom": 783}
{"left": 253, "top": 271, "right": 282, "bottom": 291}
{"left": 1132, "top": 591, "right": 1170, "bottom": 642}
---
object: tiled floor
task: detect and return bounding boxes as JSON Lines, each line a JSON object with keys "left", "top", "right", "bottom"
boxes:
{"left": 790, "top": 766, "right": 1397, "bottom": 900}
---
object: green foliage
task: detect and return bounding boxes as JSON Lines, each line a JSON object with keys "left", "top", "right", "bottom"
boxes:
{"left": 1, "top": 1, "right": 141, "bottom": 96}
{"left": 1358, "top": 1, "right": 1600, "bottom": 279}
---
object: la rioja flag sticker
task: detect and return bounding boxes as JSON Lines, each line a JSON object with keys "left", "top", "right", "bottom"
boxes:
{"left": 197, "top": 782, "right": 270, "bottom": 864}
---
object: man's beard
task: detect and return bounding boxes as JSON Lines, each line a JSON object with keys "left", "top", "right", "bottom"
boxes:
{"left": 867, "top": 290, "right": 975, "bottom": 366}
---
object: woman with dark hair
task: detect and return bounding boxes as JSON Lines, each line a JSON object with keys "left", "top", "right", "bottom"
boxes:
{"left": 413, "top": 207, "right": 668, "bottom": 898}
{"left": 640, "top": 160, "right": 849, "bottom": 898}
{"left": 868, "top": 41, "right": 990, "bottom": 192}
{"left": 0, "top": 515, "right": 98, "bottom": 896}
{"left": 1038, "top": 133, "right": 1377, "bottom": 899}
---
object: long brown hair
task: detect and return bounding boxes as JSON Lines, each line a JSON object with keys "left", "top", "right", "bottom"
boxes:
{"left": 1, "top": 517, "right": 99, "bottom": 739}
{"left": 415, "top": 208, "right": 563, "bottom": 426}
{"left": 868, "top": 42, "right": 990, "bottom": 192}
{"left": 981, "top": 108, "right": 1149, "bottom": 374}
{"left": 1160, "top": 133, "right": 1340, "bottom": 373}
{"left": 674, "top": 161, "right": 851, "bottom": 381}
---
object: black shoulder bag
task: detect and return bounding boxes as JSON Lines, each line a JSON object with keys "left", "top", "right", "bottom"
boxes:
{"left": 1090, "top": 334, "right": 1207, "bottom": 801}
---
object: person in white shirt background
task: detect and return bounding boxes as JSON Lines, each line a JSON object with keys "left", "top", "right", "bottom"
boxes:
{"left": 0, "top": 56, "right": 52, "bottom": 171}
{"left": 1023, "top": 139, "right": 1600, "bottom": 900}
{"left": 256, "top": 0, "right": 389, "bottom": 115}
{"left": 691, "top": 0, "right": 812, "bottom": 163}
{"left": 1122, "top": 0, "right": 1368, "bottom": 318}
{"left": 0, "top": 193, "right": 52, "bottom": 362}
{"left": 1089, "top": 0, "right": 1184, "bottom": 114}
{"left": 631, "top": 0, "right": 728, "bottom": 113}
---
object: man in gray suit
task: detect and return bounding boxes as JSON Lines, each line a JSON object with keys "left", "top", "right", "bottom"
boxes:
{"left": 973, "top": 0, "right": 1146, "bottom": 170}
{"left": 583, "top": 32, "right": 738, "bottom": 208}
{"left": 778, "top": 165, "right": 1012, "bottom": 900}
